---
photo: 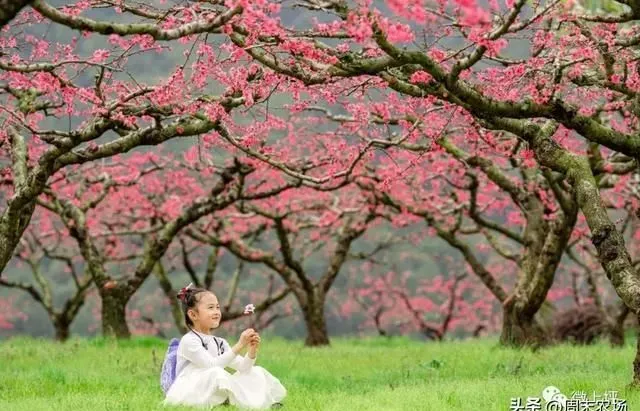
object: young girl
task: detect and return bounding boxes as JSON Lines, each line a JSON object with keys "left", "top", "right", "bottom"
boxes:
{"left": 163, "top": 284, "right": 287, "bottom": 409}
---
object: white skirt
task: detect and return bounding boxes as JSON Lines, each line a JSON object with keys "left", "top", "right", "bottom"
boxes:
{"left": 164, "top": 366, "right": 286, "bottom": 409}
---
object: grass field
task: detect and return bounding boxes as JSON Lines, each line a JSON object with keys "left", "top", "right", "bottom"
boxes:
{"left": 1, "top": 335, "right": 639, "bottom": 410}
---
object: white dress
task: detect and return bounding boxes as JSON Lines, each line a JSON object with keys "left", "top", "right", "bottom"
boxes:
{"left": 164, "top": 332, "right": 287, "bottom": 409}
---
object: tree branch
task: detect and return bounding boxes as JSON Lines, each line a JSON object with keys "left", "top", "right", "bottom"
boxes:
{"left": 204, "top": 246, "right": 219, "bottom": 290}
{"left": 0, "top": 0, "right": 32, "bottom": 28}
{"left": 224, "top": 261, "right": 243, "bottom": 312}
{"left": 31, "top": 1, "right": 242, "bottom": 40}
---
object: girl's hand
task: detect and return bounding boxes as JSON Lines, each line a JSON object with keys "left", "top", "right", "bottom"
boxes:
{"left": 248, "top": 332, "right": 260, "bottom": 359}
{"left": 238, "top": 328, "right": 256, "bottom": 348}
{"left": 249, "top": 332, "right": 261, "bottom": 347}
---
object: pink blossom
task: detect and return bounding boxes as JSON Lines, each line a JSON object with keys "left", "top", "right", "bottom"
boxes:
{"left": 90, "top": 49, "right": 110, "bottom": 63}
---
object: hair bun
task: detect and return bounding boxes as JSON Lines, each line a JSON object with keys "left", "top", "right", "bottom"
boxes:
{"left": 177, "top": 283, "right": 194, "bottom": 302}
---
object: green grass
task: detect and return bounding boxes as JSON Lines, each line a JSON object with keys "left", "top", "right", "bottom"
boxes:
{"left": 1, "top": 335, "right": 639, "bottom": 410}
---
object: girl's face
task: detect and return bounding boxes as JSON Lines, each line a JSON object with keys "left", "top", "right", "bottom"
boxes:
{"left": 189, "top": 292, "right": 221, "bottom": 331}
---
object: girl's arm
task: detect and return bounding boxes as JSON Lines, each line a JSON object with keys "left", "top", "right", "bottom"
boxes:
{"left": 247, "top": 343, "right": 258, "bottom": 359}
{"left": 180, "top": 335, "right": 236, "bottom": 369}
{"left": 224, "top": 339, "right": 255, "bottom": 372}
{"left": 229, "top": 340, "right": 245, "bottom": 356}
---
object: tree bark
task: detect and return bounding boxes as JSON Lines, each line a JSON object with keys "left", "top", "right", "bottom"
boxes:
{"left": 300, "top": 292, "right": 330, "bottom": 346}
{"left": 0, "top": 0, "right": 31, "bottom": 28}
{"left": 609, "top": 302, "right": 630, "bottom": 347}
{"left": 101, "top": 287, "right": 131, "bottom": 338}
{"left": 501, "top": 206, "right": 576, "bottom": 346}
{"left": 501, "top": 297, "right": 545, "bottom": 346}
{"left": 0, "top": 199, "right": 36, "bottom": 280}
{"left": 53, "top": 317, "right": 71, "bottom": 342}
{"left": 634, "top": 314, "right": 640, "bottom": 386}
{"left": 501, "top": 199, "right": 548, "bottom": 346}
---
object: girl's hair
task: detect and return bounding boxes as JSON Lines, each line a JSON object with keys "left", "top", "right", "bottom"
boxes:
{"left": 176, "top": 284, "right": 209, "bottom": 327}
{"left": 176, "top": 284, "right": 211, "bottom": 349}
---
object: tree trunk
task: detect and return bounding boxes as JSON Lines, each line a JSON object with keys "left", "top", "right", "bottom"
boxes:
{"left": 154, "top": 263, "right": 187, "bottom": 334}
{"left": 499, "top": 211, "right": 549, "bottom": 347}
{"left": 0, "top": 234, "right": 17, "bottom": 281}
{"left": 500, "top": 297, "right": 546, "bottom": 346}
{"left": 634, "top": 314, "right": 640, "bottom": 385}
{"left": 501, "top": 194, "right": 575, "bottom": 347}
{"left": 50, "top": 312, "right": 71, "bottom": 342}
{"left": 53, "top": 318, "right": 70, "bottom": 342}
{"left": 101, "top": 288, "right": 131, "bottom": 338}
{"left": 0, "top": 200, "right": 36, "bottom": 279}
{"left": 301, "top": 293, "right": 330, "bottom": 346}
{"left": 609, "top": 302, "right": 630, "bottom": 347}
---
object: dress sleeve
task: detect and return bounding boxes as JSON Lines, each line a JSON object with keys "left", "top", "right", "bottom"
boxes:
{"left": 179, "top": 335, "right": 235, "bottom": 369}
{"left": 223, "top": 338, "right": 256, "bottom": 372}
